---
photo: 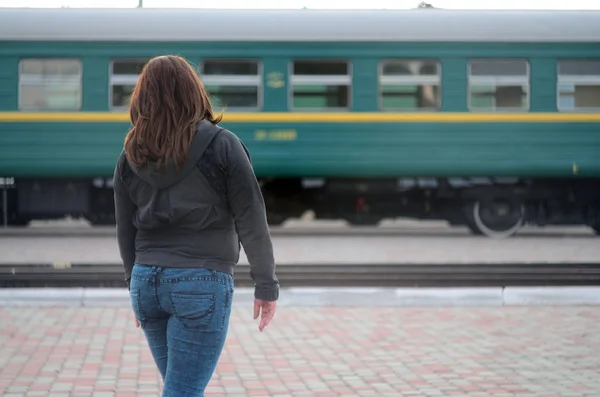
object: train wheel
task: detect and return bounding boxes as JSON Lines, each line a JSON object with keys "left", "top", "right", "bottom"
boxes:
{"left": 466, "top": 196, "right": 525, "bottom": 238}
{"left": 462, "top": 200, "right": 483, "bottom": 235}
{"left": 464, "top": 220, "right": 484, "bottom": 236}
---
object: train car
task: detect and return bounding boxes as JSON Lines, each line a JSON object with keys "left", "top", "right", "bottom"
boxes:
{"left": 0, "top": 8, "right": 599, "bottom": 237}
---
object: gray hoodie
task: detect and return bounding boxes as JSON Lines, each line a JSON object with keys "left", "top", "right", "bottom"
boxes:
{"left": 113, "top": 120, "right": 279, "bottom": 301}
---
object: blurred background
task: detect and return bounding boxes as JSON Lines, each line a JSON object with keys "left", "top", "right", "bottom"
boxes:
{"left": 0, "top": 1, "right": 599, "bottom": 396}
{"left": 1, "top": 1, "right": 599, "bottom": 280}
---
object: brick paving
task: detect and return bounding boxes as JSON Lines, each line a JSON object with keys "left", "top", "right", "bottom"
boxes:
{"left": 1, "top": 304, "right": 599, "bottom": 396}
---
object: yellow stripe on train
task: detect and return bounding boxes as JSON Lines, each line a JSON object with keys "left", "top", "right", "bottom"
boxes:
{"left": 0, "top": 112, "right": 600, "bottom": 123}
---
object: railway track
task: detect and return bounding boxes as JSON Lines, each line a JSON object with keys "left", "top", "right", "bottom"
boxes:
{"left": 1, "top": 262, "right": 599, "bottom": 289}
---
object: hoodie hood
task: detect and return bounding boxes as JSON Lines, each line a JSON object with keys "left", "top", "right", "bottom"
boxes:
{"left": 130, "top": 120, "right": 222, "bottom": 189}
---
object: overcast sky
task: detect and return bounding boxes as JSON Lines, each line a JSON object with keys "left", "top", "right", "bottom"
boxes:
{"left": 0, "top": 0, "right": 598, "bottom": 9}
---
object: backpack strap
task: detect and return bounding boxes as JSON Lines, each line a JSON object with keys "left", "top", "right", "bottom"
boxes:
{"left": 196, "top": 127, "right": 230, "bottom": 210}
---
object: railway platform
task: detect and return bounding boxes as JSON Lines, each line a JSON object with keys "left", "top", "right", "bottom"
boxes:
{"left": 1, "top": 302, "right": 599, "bottom": 397}
{"left": 2, "top": 223, "right": 599, "bottom": 289}
{"left": 1, "top": 221, "right": 600, "bottom": 395}
{"left": 1, "top": 228, "right": 599, "bottom": 266}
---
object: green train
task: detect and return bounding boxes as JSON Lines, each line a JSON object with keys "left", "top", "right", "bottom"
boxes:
{"left": 0, "top": 8, "right": 599, "bottom": 237}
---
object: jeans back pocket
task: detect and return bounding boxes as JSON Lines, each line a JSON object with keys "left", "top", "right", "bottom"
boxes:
{"left": 170, "top": 292, "right": 216, "bottom": 329}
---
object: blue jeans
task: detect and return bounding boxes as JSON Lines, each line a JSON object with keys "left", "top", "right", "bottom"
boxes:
{"left": 129, "top": 264, "right": 234, "bottom": 397}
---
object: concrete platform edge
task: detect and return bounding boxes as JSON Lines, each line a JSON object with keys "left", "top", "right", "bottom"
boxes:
{"left": 1, "top": 286, "right": 600, "bottom": 307}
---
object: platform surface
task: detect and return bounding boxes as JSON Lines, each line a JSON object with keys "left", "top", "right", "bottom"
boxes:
{"left": 1, "top": 302, "right": 599, "bottom": 396}
{"left": 1, "top": 232, "right": 599, "bottom": 265}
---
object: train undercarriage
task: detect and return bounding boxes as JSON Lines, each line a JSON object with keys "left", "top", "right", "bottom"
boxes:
{"left": 2, "top": 176, "right": 599, "bottom": 238}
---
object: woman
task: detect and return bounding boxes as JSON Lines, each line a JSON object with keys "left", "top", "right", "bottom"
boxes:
{"left": 113, "top": 55, "right": 279, "bottom": 396}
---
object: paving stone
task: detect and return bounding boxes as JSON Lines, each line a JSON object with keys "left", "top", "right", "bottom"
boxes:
{"left": 0, "top": 306, "right": 599, "bottom": 396}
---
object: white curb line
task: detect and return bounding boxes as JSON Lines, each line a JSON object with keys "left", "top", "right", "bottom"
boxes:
{"left": 1, "top": 286, "right": 600, "bottom": 307}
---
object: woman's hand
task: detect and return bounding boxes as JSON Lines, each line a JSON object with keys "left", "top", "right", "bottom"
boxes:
{"left": 253, "top": 299, "right": 276, "bottom": 332}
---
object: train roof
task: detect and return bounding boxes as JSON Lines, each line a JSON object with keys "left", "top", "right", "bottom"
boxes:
{"left": 0, "top": 8, "right": 599, "bottom": 43}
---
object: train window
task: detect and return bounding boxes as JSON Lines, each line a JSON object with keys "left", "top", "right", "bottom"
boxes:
{"left": 19, "top": 59, "right": 82, "bottom": 111}
{"left": 557, "top": 60, "right": 600, "bottom": 111}
{"left": 468, "top": 59, "right": 529, "bottom": 112}
{"left": 110, "top": 59, "right": 149, "bottom": 110}
{"left": 379, "top": 60, "right": 441, "bottom": 111}
{"left": 200, "top": 59, "right": 261, "bottom": 110}
{"left": 290, "top": 60, "right": 350, "bottom": 110}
